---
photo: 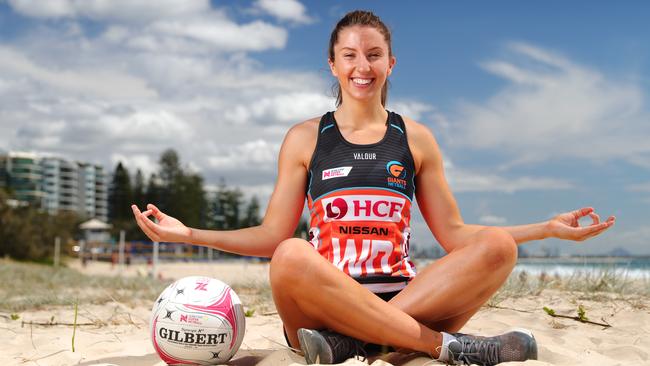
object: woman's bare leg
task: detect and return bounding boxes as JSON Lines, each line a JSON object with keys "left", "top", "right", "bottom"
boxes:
{"left": 390, "top": 227, "right": 518, "bottom": 332}
{"left": 270, "top": 238, "right": 442, "bottom": 357}
{"left": 269, "top": 227, "right": 517, "bottom": 355}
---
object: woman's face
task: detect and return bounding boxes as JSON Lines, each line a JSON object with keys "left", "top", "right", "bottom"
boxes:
{"left": 329, "top": 25, "right": 395, "bottom": 105}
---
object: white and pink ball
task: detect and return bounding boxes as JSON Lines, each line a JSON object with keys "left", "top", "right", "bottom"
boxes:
{"left": 150, "top": 276, "right": 246, "bottom": 365}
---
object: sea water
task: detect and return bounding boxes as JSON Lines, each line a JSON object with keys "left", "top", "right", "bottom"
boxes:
{"left": 513, "top": 257, "right": 650, "bottom": 279}
{"left": 414, "top": 257, "right": 650, "bottom": 279}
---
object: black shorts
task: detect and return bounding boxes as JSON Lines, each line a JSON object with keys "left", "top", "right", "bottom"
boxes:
{"left": 283, "top": 290, "right": 401, "bottom": 347}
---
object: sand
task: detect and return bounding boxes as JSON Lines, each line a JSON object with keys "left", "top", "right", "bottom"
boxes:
{"left": 1, "top": 261, "right": 649, "bottom": 366}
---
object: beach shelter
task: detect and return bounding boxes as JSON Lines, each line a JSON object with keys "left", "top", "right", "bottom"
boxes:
{"left": 79, "top": 218, "right": 112, "bottom": 242}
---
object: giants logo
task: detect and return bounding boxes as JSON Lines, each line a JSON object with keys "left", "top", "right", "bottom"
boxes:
{"left": 322, "top": 195, "right": 405, "bottom": 222}
{"left": 386, "top": 161, "right": 407, "bottom": 189}
{"left": 387, "top": 161, "right": 406, "bottom": 178}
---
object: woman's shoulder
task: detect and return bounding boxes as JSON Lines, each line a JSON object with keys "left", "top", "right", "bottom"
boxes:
{"left": 398, "top": 114, "right": 437, "bottom": 144}
{"left": 285, "top": 116, "right": 321, "bottom": 142}
{"left": 279, "top": 117, "right": 321, "bottom": 166}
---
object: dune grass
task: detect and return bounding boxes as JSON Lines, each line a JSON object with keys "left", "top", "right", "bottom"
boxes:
{"left": 2, "top": 258, "right": 647, "bottom": 314}
{"left": 0, "top": 259, "right": 171, "bottom": 312}
{"left": 490, "top": 268, "right": 650, "bottom": 307}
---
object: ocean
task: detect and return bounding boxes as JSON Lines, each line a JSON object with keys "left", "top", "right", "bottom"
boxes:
{"left": 514, "top": 257, "right": 650, "bottom": 279}
{"left": 414, "top": 257, "right": 650, "bottom": 279}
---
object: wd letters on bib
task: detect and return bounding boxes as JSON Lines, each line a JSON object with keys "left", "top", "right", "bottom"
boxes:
{"left": 307, "top": 111, "right": 417, "bottom": 294}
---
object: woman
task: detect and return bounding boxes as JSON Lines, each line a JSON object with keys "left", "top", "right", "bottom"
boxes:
{"left": 132, "top": 10, "right": 615, "bottom": 366}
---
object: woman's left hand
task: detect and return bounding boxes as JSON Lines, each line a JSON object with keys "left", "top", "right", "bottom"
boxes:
{"left": 547, "top": 207, "right": 615, "bottom": 241}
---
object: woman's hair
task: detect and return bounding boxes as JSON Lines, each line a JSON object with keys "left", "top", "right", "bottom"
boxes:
{"left": 329, "top": 10, "right": 392, "bottom": 107}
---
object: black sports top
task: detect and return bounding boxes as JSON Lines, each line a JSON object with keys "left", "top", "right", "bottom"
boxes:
{"left": 306, "top": 111, "right": 417, "bottom": 293}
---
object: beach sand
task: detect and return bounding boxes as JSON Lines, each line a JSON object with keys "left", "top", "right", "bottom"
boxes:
{"left": 1, "top": 261, "right": 648, "bottom": 366}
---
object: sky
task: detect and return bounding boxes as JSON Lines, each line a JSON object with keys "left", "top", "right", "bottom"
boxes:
{"left": 1, "top": 0, "right": 649, "bottom": 255}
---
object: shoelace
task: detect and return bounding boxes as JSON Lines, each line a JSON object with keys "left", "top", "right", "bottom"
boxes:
{"left": 324, "top": 332, "right": 368, "bottom": 363}
{"left": 453, "top": 337, "right": 500, "bottom": 366}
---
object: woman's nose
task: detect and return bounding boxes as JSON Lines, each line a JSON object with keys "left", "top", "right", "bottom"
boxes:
{"left": 355, "top": 57, "right": 371, "bottom": 73}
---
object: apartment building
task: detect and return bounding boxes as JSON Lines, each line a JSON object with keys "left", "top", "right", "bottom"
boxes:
{"left": 0, "top": 152, "right": 44, "bottom": 206}
{"left": 1, "top": 151, "right": 108, "bottom": 221}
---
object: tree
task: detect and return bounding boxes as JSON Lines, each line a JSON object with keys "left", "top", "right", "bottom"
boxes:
{"left": 243, "top": 196, "right": 261, "bottom": 228}
{"left": 223, "top": 188, "right": 243, "bottom": 229}
{"left": 133, "top": 169, "right": 146, "bottom": 209}
{"left": 0, "top": 188, "right": 80, "bottom": 262}
{"left": 157, "top": 149, "right": 206, "bottom": 228}
{"left": 145, "top": 173, "right": 162, "bottom": 208}
{"left": 108, "top": 162, "right": 133, "bottom": 221}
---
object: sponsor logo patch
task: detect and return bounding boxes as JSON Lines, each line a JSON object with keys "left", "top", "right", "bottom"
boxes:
{"left": 322, "top": 195, "right": 405, "bottom": 222}
{"left": 386, "top": 161, "right": 407, "bottom": 189}
{"left": 338, "top": 225, "right": 390, "bottom": 236}
{"left": 322, "top": 166, "right": 352, "bottom": 180}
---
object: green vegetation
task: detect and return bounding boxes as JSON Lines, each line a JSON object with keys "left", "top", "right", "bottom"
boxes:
{"left": 577, "top": 304, "right": 588, "bottom": 321}
{"left": 542, "top": 303, "right": 610, "bottom": 327}
{"left": 0, "top": 189, "right": 80, "bottom": 261}
{"left": 0, "top": 259, "right": 170, "bottom": 312}
{"left": 109, "top": 149, "right": 268, "bottom": 242}
{"left": 491, "top": 269, "right": 650, "bottom": 306}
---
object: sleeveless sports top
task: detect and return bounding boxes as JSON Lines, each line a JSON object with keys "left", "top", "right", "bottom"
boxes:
{"left": 306, "top": 111, "right": 417, "bottom": 293}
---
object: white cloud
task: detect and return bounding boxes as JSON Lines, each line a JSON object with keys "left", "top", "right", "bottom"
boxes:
{"left": 101, "top": 110, "right": 192, "bottom": 142}
{"left": 387, "top": 100, "right": 434, "bottom": 121}
{"left": 444, "top": 160, "right": 573, "bottom": 193}
{"left": 478, "top": 215, "right": 508, "bottom": 225}
{"left": 253, "top": 0, "right": 314, "bottom": 24}
{"left": 208, "top": 140, "right": 281, "bottom": 171}
{"left": 147, "top": 16, "right": 288, "bottom": 52}
{"left": 448, "top": 42, "right": 650, "bottom": 167}
{"left": 9, "top": 1, "right": 289, "bottom": 54}
{"left": 0, "top": 47, "right": 157, "bottom": 98}
{"left": 224, "top": 92, "right": 333, "bottom": 125}
{"left": 8, "top": 0, "right": 211, "bottom": 23}
{"left": 110, "top": 153, "right": 157, "bottom": 179}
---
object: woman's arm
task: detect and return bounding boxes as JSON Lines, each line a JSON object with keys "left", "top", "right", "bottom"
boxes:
{"left": 132, "top": 120, "right": 318, "bottom": 258}
{"left": 502, "top": 207, "right": 615, "bottom": 245}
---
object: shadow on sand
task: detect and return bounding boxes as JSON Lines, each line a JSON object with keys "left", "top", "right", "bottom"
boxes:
{"left": 76, "top": 349, "right": 433, "bottom": 366}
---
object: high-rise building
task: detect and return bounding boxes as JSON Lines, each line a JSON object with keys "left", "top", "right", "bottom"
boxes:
{"left": 42, "top": 157, "right": 78, "bottom": 213}
{"left": 77, "top": 162, "right": 108, "bottom": 221}
{"left": 0, "top": 152, "right": 44, "bottom": 207}
{"left": 1, "top": 151, "right": 108, "bottom": 221}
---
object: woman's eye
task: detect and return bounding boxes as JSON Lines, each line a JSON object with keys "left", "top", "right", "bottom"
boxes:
{"left": 343, "top": 54, "right": 354, "bottom": 58}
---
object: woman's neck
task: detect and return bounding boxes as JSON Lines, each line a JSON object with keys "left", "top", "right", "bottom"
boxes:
{"left": 334, "top": 99, "right": 387, "bottom": 130}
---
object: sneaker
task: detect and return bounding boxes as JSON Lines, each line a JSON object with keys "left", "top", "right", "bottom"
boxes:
{"left": 297, "top": 328, "right": 367, "bottom": 364}
{"left": 447, "top": 329, "right": 537, "bottom": 366}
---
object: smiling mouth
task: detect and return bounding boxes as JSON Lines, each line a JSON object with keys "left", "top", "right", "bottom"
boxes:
{"left": 351, "top": 77, "right": 374, "bottom": 86}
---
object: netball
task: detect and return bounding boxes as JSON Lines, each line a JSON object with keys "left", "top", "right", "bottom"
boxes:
{"left": 150, "top": 276, "right": 246, "bottom": 365}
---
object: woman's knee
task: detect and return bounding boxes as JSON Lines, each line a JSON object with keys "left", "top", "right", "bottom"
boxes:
{"left": 476, "top": 227, "right": 518, "bottom": 270}
{"left": 269, "top": 238, "right": 312, "bottom": 287}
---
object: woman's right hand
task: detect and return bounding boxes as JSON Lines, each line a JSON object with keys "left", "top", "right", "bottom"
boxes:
{"left": 131, "top": 204, "right": 192, "bottom": 243}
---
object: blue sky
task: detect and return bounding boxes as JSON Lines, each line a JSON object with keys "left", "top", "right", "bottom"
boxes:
{"left": 1, "top": 0, "right": 649, "bottom": 255}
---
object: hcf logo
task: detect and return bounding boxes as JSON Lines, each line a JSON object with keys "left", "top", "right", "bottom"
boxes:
{"left": 322, "top": 195, "right": 405, "bottom": 222}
